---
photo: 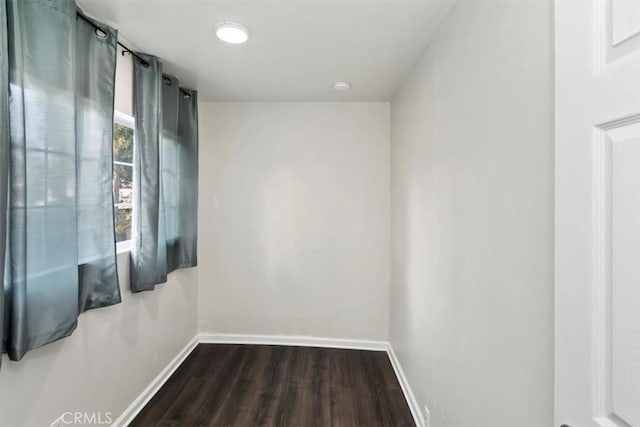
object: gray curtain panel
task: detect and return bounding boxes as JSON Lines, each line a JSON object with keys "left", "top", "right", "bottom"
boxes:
{"left": 161, "top": 74, "right": 180, "bottom": 270}
{"left": 131, "top": 55, "right": 165, "bottom": 291}
{"left": 76, "top": 15, "right": 121, "bottom": 312}
{"left": 175, "top": 88, "right": 198, "bottom": 268}
{"left": 162, "top": 77, "right": 198, "bottom": 270}
{"left": 3, "top": 0, "right": 120, "bottom": 361}
{"left": 131, "top": 58, "right": 198, "bottom": 292}
{"left": 5, "top": 0, "right": 79, "bottom": 361}
{"left": 0, "top": 0, "right": 8, "bottom": 368}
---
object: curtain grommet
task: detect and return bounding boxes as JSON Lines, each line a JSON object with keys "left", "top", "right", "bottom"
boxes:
{"left": 94, "top": 27, "right": 108, "bottom": 40}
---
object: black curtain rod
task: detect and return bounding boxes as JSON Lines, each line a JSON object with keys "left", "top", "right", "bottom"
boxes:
{"left": 77, "top": 12, "right": 193, "bottom": 99}
{"left": 77, "top": 13, "right": 150, "bottom": 67}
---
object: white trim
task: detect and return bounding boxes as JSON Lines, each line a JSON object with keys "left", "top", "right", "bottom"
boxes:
{"left": 111, "top": 336, "right": 199, "bottom": 427}
{"left": 114, "top": 110, "right": 135, "bottom": 129}
{"left": 112, "top": 334, "right": 423, "bottom": 427}
{"left": 116, "top": 239, "right": 132, "bottom": 255}
{"left": 386, "top": 343, "right": 425, "bottom": 427}
{"left": 198, "top": 333, "right": 388, "bottom": 351}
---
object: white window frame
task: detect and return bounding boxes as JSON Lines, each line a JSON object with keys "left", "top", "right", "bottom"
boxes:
{"left": 113, "top": 111, "right": 135, "bottom": 254}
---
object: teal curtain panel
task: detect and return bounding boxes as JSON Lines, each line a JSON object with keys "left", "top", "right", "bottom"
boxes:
{"left": 131, "top": 54, "right": 165, "bottom": 291}
{"left": 5, "top": 0, "right": 80, "bottom": 361}
{"left": 76, "top": 15, "right": 121, "bottom": 312}
{"left": 0, "top": 0, "right": 8, "bottom": 368}
{"left": 2, "top": 0, "right": 120, "bottom": 361}
{"left": 131, "top": 57, "right": 198, "bottom": 292}
{"left": 175, "top": 88, "right": 198, "bottom": 268}
{"left": 161, "top": 74, "right": 180, "bottom": 271}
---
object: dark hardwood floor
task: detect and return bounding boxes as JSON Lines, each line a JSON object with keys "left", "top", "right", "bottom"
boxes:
{"left": 131, "top": 344, "right": 415, "bottom": 427}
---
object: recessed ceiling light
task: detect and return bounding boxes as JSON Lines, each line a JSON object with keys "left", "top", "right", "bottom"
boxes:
{"left": 216, "top": 22, "right": 249, "bottom": 44}
{"left": 333, "top": 81, "right": 352, "bottom": 92}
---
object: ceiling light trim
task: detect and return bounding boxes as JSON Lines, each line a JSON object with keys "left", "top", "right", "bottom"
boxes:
{"left": 216, "top": 22, "right": 250, "bottom": 44}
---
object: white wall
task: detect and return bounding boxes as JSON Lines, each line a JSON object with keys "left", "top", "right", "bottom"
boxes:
{"left": 0, "top": 3, "right": 556, "bottom": 422}
{"left": 389, "top": 0, "right": 554, "bottom": 426}
{"left": 198, "top": 102, "right": 390, "bottom": 341}
{"left": 0, "top": 50, "right": 198, "bottom": 427}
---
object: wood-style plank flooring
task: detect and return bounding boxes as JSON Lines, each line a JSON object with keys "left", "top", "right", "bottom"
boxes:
{"left": 131, "top": 344, "right": 415, "bottom": 427}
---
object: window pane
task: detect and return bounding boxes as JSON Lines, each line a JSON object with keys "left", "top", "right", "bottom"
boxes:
{"left": 114, "top": 164, "right": 133, "bottom": 243}
{"left": 114, "top": 207, "right": 132, "bottom": 243}
{"left": 113, "top": 122, "right": 133, "bottom": 163}
{"left": 114, "top": 163, "right": 133, "bottom": 187}
{"left": 113, "top": 120, "right": 134, "bottom": 243}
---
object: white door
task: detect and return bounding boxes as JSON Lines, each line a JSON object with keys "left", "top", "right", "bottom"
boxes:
{"left": 556, "top": 0, "right": 640, "bottom": 425}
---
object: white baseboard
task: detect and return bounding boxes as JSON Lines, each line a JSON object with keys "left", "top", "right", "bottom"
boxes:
{"left": 386, "top": 343, "right": 425, "bottom": 427}
{"left": 111, "top": 335, "right": 199, "bottom": 427}
{"left": 112, "top": 333, "right": 422, "bottom": 427}
{"left": 198, "top": 333, "right": 388, "bottom": 351}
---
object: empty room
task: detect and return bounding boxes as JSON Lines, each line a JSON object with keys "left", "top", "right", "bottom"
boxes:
{"left": 0, "top": 0, "right": 639, "bottom": 426}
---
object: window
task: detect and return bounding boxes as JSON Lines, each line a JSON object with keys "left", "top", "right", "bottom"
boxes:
{"left": 113, "top": 112, "right": 134, "bottom": 244}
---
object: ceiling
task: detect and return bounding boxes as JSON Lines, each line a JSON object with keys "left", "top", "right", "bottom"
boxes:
{"left": 77, "top": 0, "right": 455, "bottom": 102}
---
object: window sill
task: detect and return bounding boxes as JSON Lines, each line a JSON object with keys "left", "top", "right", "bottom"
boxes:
{"left": 116, "top": 240, "right": 132, "bottom": 255}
